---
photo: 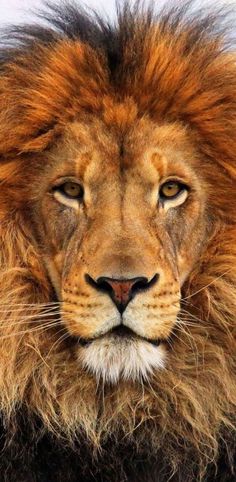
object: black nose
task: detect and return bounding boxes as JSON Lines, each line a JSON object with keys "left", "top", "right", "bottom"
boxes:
{"left": 85, "top": 274, "right": 159, "bottom": 314}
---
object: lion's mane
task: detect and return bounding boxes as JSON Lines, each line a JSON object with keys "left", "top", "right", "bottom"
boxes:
{"left": 0, "top": 1, "right": 235, "bottom": 481}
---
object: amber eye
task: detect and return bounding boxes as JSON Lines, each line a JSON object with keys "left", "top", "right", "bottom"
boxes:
{"left": 159, "top": 181, "right": 185, "bottom": 200}
{"left": 56, "top": 182, "right": 84, "bottom": 200}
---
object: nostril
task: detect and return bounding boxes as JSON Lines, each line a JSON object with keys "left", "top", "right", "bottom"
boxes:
{"left": 132, "top": 274, "right": 159, "bottom": 294}
{"left": 96, "top": 278, "right": 114, "bottom": 294}
{"left": 85, "top": 274, "right": 97, "bottom": 290}
{"left": 85, "top": 274, "right": 114, "bottom": 295}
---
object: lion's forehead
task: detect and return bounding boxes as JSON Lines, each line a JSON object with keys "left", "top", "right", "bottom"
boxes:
{"left": 45, "top": 116, "right": 197, "bottom": 188}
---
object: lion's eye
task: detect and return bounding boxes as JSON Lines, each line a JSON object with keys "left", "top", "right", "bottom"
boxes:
{"left": 57, "top": 182, "right": 84, "bottom": 199}
{"left": 53, "top": 181, "right": 84, "bottom": 210}
{"left": 159, "top": 181, "right": 188, "bottom": 208}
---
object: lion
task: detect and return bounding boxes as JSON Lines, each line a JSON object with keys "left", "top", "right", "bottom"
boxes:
{"left": 0, "top": 0, "right": 235, "bottom": 480}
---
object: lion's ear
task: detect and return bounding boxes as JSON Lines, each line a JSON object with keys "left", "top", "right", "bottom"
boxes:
{"left": 0, "top": 213, "right": 51, "bottom": 303}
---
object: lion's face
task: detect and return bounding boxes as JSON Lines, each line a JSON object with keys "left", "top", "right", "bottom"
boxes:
{"left": 28, "top": 115, "right": 207, "bottom": 383}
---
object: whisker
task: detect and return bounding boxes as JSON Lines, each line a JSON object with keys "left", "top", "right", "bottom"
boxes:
{"left": 24, "top": 342, "right": 51, "bottom": 370}
{"left": 0, "top": 311, "right": 64, "bottom": 323}
{"left": 170, "top": 329, "right": 190, "bottom": 350}
{"left": 176, "top": 320, "right": 199, "bottom": 340}
{"left": 0, "top": 320, "right": 63, "bottom": 339}
{"left": 179, "top": 308, "right": 217, "bottom": 329}
{"left": 0, "top": 301, "right": 63, "bottom": 307}
{"left": 176, "top": 318, "right": 201, "bottom": 356}
{"left": 179, "top": 310, "right": 204, "bottom": 324}
{"left": 0, "top": 311, "right": 63, "bottom": 319}
{"left": 0, "top": 303, "right": 60, "bottom": 312}
{"left": 46, "top": 330, "right": 71, "bottom": 357}
{"left": 170, "top": 327, "right": 200, "bottom": 373}
{"left": 181, "top": 268, "right": 232, "bottom": 301}
{"left": 180, "top": 298, "right": 202, "bottom": 312}
{"left": 0, "top": 320, "right": 62, "bottom": 329}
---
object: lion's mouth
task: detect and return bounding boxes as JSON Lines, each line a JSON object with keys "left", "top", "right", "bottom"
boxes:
{"left": 78, "top": 325, "right": 162, "bottom": 347}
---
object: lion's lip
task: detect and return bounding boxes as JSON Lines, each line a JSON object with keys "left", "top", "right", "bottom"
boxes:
{"left": 78, "top": 325, "right": 161, "bottom": 347}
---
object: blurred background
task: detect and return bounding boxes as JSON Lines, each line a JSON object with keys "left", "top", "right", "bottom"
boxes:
{"left": 0, "top": 0, "right": 233, "bottom": 26}
{"left": 0, "top": 0, "right": 117, "bottom": 24}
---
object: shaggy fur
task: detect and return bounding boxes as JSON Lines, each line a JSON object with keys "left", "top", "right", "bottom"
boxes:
{"left": 0, "top": 1, "right": 236, "bottom": 481}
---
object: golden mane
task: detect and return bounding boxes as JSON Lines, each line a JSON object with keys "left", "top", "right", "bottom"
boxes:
{"left": 0, "top": 1, "right": 235, "bottom": 480}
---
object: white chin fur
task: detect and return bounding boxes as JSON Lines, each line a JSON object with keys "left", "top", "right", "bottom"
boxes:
{"left": 78, "top": 336, "right": 166, "bottom": 384}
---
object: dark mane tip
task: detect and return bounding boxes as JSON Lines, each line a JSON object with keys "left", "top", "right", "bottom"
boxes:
{"left": 0, "top": 0, "right": 235, "bottom": 66}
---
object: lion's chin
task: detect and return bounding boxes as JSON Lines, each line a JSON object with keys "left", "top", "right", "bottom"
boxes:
{"left": 77, "top": 335, "right": 166, "bottom": 384}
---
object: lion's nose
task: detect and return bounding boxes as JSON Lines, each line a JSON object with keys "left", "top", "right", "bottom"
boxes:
{"left": 85, "top": 274, "right": 158, "bottom": 314}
